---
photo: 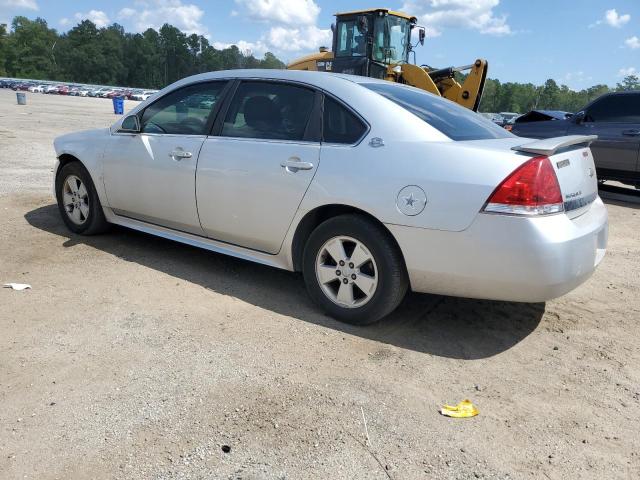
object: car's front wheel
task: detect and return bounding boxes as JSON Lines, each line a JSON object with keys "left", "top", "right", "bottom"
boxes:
{"left": 302, "top": 214, "right": 408, "bottom": 325}
{"left": 55, "top": 161, "right": 109, "bottom": 235}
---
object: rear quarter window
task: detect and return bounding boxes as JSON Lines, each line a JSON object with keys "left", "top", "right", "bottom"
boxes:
{"left": 323, "top": 96, "right": 367, "bottom": 144}
{"left": 362, "top": 82, "right": 513, "bottom": 141}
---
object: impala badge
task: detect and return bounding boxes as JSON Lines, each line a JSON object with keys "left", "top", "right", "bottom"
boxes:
{"left": 587, "top": 167, "right": 595, "bottom": 177}
{"left": 556, "top": 159, "right": 570, "bottom": 169}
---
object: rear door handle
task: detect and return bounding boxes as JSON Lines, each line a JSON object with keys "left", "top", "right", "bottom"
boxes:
{"left": 169, "top": 149, "right": 193, "bottom": 160}
{"left": 622, "top": 129, "right": 640, "bottom": 136}
{"left": 280, "top": 157, "right": 314, "bottom": 172}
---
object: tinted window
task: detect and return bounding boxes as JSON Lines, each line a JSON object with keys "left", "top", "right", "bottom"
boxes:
{"left": 362, "top": 82, "right": 512, "bottom": 141}
{"left": 585, "top": 94, "right": 640, "bottom": 123}
{"left": 221, "top": 82, "right": 315, "bottom": 141}
{"left": 323, "top": 97, "right": 367, "bottom": 144}
{"left": 141, "top": 81, "right": 227, "bottom": 135}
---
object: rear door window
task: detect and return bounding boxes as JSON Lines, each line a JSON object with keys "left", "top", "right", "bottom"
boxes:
{"left": 323, "top": 96, "right": 367, "bottom": 144}
{"left": 362, "top": 82, "right": 512, "bottom": 141}
{"left": 221, "top": 81, "right": 316, "bottom": 141}
{"left": 585, "top": 94, "right": 640, "bottom": 123}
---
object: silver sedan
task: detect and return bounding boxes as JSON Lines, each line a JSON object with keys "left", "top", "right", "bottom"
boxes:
{"left": 53, "top": 70, "right": 608, "bottom": 324}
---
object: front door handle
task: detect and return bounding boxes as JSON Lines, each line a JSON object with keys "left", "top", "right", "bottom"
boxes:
{"left": 280, "top": 157, "right": 314, "bottom": 172}
{"left": 622, "top": 129, "right": 640, "bottom": 137}
{"left": 169, "top": 149, "right": 193, "bottom": 160}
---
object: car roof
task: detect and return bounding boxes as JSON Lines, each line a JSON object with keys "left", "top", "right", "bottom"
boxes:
{"left": 173, "top": 69, "right": 390, "bottom": 90}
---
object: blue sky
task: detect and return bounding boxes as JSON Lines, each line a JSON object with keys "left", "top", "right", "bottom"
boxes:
{"left": 1, "top": 0, "right": 639, "bottom": 89}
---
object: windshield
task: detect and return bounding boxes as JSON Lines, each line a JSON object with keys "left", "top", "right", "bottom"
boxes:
{"left": 363, "top": 82, "right": 513, "bottom": 141}
{"left": 335, "top": 20, "right": 367, "bottom": 57}
{"left": 373, "top": 16, "right": 410, "bottom": 64}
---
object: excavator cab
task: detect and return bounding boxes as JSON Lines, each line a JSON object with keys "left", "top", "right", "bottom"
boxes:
{"left": 287, "top": 7, "right": 488, "bottom": 112}
{"left": 323, "top": 9, "right": 420, "bottom": 79}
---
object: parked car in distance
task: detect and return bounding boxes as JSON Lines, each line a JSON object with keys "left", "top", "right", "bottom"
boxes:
{"left": 44, "top": 85, "right": 62, "bottom": 94}
{"left": 53, "top": 70, "right": 608, "bottom": 324}
{"left": 499, "top": 112, "right": 520, "bottom": 125}
{"left": 88, "top": 87, "right": 111, "bottom": 97}
{"left": 515, "top": 110, "right": 572, "bottom": 124}
{"left": 511, "top": 92, "right": 640, "bottom": 188}
{"left": 130, "top": 90, "right": 157, "bottom": 101}
{"left": 105, "top": 89, "right": 123, "bottom": 99}
{"left": 480, "top": 112, "right": 504, "bottom": 126}
{"left": 14, "top": 82, "right": 32, "bottom": 91}
{"left": 28, "top": 84, "right": 46, "bottom": 93}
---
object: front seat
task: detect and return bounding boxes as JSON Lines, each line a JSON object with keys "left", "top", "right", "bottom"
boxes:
{"left": 243, "top": 96, "right": 283, "bottom": 136}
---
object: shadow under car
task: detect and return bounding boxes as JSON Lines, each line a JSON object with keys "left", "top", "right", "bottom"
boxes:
{"left": 25, "top": 204, "right": 545, "bottom": 360}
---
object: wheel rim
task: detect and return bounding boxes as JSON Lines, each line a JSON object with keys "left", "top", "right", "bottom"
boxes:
{"left": 62, "top": 175, "right": 90, "bottom": 225}
{"left": 315, "top": 236, "right": 378, "bottom": 309}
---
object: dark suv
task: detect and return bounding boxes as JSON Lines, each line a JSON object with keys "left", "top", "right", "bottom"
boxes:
{"left": 511, "top": 91, "right": 640, "bottom": 188}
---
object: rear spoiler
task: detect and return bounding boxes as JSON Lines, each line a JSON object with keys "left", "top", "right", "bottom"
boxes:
{"left": 512, "top": 135, "right": 598, "bottom": 156}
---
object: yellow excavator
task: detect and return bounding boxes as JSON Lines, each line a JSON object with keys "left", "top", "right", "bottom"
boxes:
{"left": 287, "top": 8, "right": 488, "bottom": 111}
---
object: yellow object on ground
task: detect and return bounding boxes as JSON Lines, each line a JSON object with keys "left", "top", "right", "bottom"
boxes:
{"left": 440, "top": 400, "right": 479, "bottom": 418}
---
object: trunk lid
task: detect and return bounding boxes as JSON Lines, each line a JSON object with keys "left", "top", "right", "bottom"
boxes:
{"left": 512, "top": 136, "right": 599, "bottom": 219}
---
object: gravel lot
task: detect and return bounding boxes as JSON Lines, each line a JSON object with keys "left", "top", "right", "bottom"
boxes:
{"left": 1, "top": 89, "right": 639, "bottom": 480}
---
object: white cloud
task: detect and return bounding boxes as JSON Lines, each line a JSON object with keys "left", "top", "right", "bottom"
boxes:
{"left": 235, "top": 0, "right": 320, "bottom": 26}
{"left": 0, "top": 0, "right": 38, "bottom": 10}
{"left": 117, "top": 0, "right": 207, "bottom": 35}
{"left": 73, "top": 10, "right": 111, "bottom": 28}
{"left": 618, "top": 67, "right": 637, "bottom": 77}
{"left": 625, "top": 36, "right": 640, "bottom": 50}
{"left": 228, "top": 0, "right": 328, "bottom": 54}
{"left": 401, "top": 0, "right": 511, "bottom": 37}
{"left": 212, "top": 39, "right": 269, "bottom": 56}
{"left": 592, "top": 9, "right": 631, "bottom": 28}
{"left": 604, "top": 9, "right": 630, "bottom": 28}
{"left": 560, "top": 71, "right": 593, "bottom": 89}
{"left": 266, "top": 25, "right": 331, "bottom": 51}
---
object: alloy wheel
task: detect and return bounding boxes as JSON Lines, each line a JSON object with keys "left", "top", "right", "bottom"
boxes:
{"left": 315, "top": 236, "right": 378, "bottom": 308}
{"left": 62, "top": 175, "right": 90, "bottom": 225}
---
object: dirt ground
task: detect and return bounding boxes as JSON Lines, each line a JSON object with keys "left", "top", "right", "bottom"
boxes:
{"left": 0, "top": 89, "right": 639, "bottom": 480}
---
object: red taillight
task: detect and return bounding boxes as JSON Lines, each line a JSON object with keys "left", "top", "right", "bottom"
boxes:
{"left": 483, "top": 156, "right": 564, "bottom": 216}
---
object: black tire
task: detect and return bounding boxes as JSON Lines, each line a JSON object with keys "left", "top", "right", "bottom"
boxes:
{"left": 55, "top": 161, "right": 109, "bottom": 235}
{"left": 302, "top": 214, "right": 408, "bottom": 325}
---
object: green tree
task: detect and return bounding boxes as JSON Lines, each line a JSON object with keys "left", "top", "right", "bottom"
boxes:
{"left": 4, "top": 16, "right": 58, "bottom": 79}
{"left": 537, "top": 79, "right": 561, "bottom": 110}
{"left": 616, "top": 74, "right": 640, "bottom": 91}
{"left": 0, "top": 23, "right": 8, "bottom": 75}
{"left": 0, "top": 15, "right": 288, "bottom": 88}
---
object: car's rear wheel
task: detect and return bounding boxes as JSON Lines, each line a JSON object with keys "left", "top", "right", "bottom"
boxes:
{"left": 55, "top": 161, "right": 109, "bottom": 235}
{"left": 302, "top": 214, "right": 408, "bottom": 325}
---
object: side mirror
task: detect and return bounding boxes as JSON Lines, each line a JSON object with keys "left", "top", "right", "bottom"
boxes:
{"left": 120, "top": 114, "right": 140, "bottom": 133}
{"left": 419, "top": 28, "right": 426, "bottom": 46}
{"left": 357, "top": 15, "right": 369, "bottom": 34}
{"left": 572, "top": 111, "right": 585, "bottom": 125}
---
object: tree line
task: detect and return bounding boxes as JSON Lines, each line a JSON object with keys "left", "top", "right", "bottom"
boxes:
{"left": 478, "top": 76, "right": 639, "bottom": 114}
{"left": 0, "top": 16, "right": 285, "bottom": 89}
{"left": 1, "top": 16, "right": 638, "bottom": 112}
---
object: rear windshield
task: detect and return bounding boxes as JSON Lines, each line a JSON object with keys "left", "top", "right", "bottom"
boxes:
{"left": 362, "top": 82, "right": 512, "bottom": 141}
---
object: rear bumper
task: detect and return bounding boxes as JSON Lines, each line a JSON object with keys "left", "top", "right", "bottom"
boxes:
{"left": 387, "top": 197, "right": 608, "bottom": 302}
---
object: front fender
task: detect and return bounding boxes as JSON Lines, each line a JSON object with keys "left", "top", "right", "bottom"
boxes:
{"left": 53, "top": 128, "right": 110, "bottom": 207}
